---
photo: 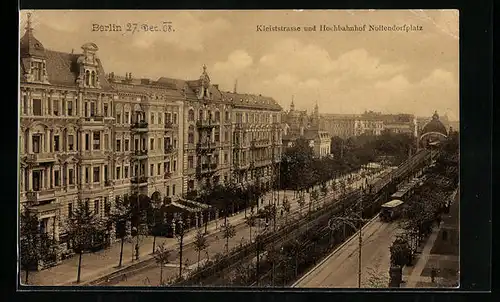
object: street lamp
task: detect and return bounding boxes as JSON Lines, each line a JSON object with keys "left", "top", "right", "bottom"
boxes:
{"left": 174, "top": 216, "right": 190, "bottom": 278}
{"left": 328, "top": 205, "right": 370, "bottom": 288}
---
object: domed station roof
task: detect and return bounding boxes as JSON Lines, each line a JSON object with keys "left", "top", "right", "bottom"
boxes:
{"left": 422, "top": 111, "right": 448, "bottom": 136}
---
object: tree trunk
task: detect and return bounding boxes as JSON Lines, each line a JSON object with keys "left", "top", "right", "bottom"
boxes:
{"left": 152, "top": 235, "right": 156, "bottom": 254}
{"left": 119, "top": 236, "right": 125, "bottom": 267}
{"left": 159, "top": 263, "right": 163, "bottom": 285}
{"left": 76, "top": 252, "right": 83, "bottom": 283}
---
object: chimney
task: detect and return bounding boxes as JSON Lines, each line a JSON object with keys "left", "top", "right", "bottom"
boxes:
{"left": 233, "top": 79, "right": 238, "bottom": 93}
{"left": 71, "top": 48, "right": 74, "bottom": 54}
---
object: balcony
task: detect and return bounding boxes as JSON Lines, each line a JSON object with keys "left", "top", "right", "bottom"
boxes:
{"left": 164, "top": 122, "right": 178, "bottom": 130}
{"left": 250, "top": 139, "right": 271, "bottom": 149}
{"left": 82, "top": 115, "right": 104, "bottom": 122}
{"left": 25, "top": 153, "right": 56, "bottom": 164}
{"left": 131, "top": 121, "right": 149, "bottom": 132}
{"left": 131, "top": 176, "right": 148, "bottom": 185}
{"left": 164, "top": 145, "right": 175, "bottom": 154}
{"left": 196, "top": 119, "right": 216, "bottom": 129}
{"left": 196, "top": 142, "right": 216, "bottom": 154}
{"left": 195, "top": 163, "right": 216, "bottom": 178}
{"left": 26, "top": 188, "right": 57, "bottom": 204}
{"left": 132, "top": 150, "right": 148, "bottom": 160}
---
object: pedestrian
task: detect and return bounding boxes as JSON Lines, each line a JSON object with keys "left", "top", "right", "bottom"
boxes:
{"left": 430, "top": 267, "right": 437, "bottom": 283}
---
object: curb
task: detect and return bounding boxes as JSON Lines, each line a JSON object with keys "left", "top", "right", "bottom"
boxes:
{"left": 291, "top": 213, "right": 380, "bottom": 287}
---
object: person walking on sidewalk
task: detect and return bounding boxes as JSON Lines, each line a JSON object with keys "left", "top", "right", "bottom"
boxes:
{"left": 430, "top": 267, "right": 437, "bottom": 283}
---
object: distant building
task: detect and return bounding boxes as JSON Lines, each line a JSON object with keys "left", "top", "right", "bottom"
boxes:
{"left": 319, "top": 114, "right": 358, "bottom": 139}
{"left": 303, "top": 130, "right": 331, "bottom": 158}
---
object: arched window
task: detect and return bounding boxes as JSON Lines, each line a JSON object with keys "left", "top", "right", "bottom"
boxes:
{"left": 188, "top": 125, "right": 195, "bottom": 144}
{"left": 85, "top": 70, "right": 90, "bottom": 86}
{"left": 188, "top": 109, "right": 194, "bottom": 122}
{"left": 91, "top": 71, "right": 96, "bottom": 86}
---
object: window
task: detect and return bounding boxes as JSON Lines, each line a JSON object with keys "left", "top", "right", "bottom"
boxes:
{"left": 32, "top": 171, "right": 41, "bottom": 191}
{"left": 188, "top": 109, "right": 194, "bottom": 121}
{"left": 124, "top": 166, "right": 129, "bottom": 178}
{"left": 68, "top": 135, "right": 74, "bottom": 151}
{"left": 173, "top": 113, "right": 178, "bottom": 124}
{"left": 93, "top": 132, "right": 100, "bottom": 150}
{"left": 157, "top": 163, "right": 161, "bottom": 175}
{"left": 116, "top": 167, "right": 121, "bottom": 179}
{"left": 85, "top": 167, "right": 89, "bottom": 183}
{"left": 104, "top": 165, "right": 108, "bottom": 181}
{"left": 23, "top": 95, "right": 28, "bottom": 115}
{"left": 93, "top": 167, "right": 100, "bottom": 183}
{"left": 172, "top": 184, "right": 176, "bottom": 196}
{"left": 188, "top": 156, "right": 194, "bottom": 169}
{"left": 90, "top": 102, "right": 96, "bottom": 117}
{"left": 84, "top": 102, "right": 89, "bottom": 117}
{"left": 85, "top": 70, "right": 90, "bottom": 86}
{"left": 32, "top": 62, "right": 43, "bottom": 81}
{"left": 165, "top": 162, "right": 170, "bottom": 173}
{"left": 54, "top": 170, "right": 60, "bottom": 186}
{"left": 68, "top": 203, "right": 73, "bottom": 218}
{"left": 173, "top": 160, "right": 177, "bottom": 172}
{"left": 225, "top": 131, "right": 229, "bottom": 142}
{"left": 188, "top": 132, "right": 194, "bottom": 144}
{"left": 124, "top": 139, "right": 129, "bottom": 151}
{"left": 116, "top": 139, "right": 121, "bottom": 152}
{"left": 33, "top": 99, "right": 42, "bottom": 116}
{"left": 124, "top": 112, "right": 129, "bottom": 124}
{"left": 116, "top": 113, "right": 121, "bottom": 124}
{"left": 53, "top": 99, "right": 59, "bottom": 116}
{"left": 215, "top": 131, "right": 220, "bottom": 142}
{"left": 54, "top": 135, "right": 60, "bottom": 152}
{"left": 225, "top": 111, "right": 230, "bottom": 122}
{"left": 104, "top": 197, "right": 110, "bottom": 217}
{"left": 158, "top": 114, "right": 162, "bottom": 124}
{"left": 224, "top": 153, "right": 228, "bottom": 164}
{"left": 94, "top": 200, "right": 99, "bottom": 215}
{"left": 166, "top": 186, "right": 170, "bottom": 196}
{"left": 69, "top": 169, "right": 74, "bottom": 185}
{"left": 103, "top": 104, "right": 108, "bottom": 117}
{"left": 199, "top": 110, "right": 203, "bottom": 120}
{"left": 104, "top": 134, "right": 109, "bottom": 150}
{"left": 150, "top": 164, "right": 154, "bottom": 176}
{"left": 85, "top": 134, "right": 90, "bottom": 151}
{"left": 215, "top": 111, "right": 220, "bottom": 122}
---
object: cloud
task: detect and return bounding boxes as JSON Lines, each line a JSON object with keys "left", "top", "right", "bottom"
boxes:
{"left": 374, "top": 75, "right": 411, "bottom": 91}
{"left": 213, "top": 50, "right": 253, "bottom": 72}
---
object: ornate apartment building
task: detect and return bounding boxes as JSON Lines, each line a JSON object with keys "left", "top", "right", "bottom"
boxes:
{"left": 18, "top": 21, "right": 283, "bottom": 257}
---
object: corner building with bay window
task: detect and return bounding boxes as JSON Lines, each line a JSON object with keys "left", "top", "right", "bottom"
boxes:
{"left": 19, "top": 22, "right": 283, "bottom": 264}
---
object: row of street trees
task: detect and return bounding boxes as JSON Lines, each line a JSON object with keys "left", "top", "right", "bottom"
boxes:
{"left": 280, "top": 132, "right": 415, "bottom": 196}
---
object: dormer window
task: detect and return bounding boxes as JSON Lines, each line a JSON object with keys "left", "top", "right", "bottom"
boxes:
{"left": 91, "top": 71, "right": 96, "bottom": 86}
{"left": 32, "top": 61, "right": 43, "bottom": 81}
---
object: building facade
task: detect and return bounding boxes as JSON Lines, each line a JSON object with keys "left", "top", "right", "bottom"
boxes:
{"left": 19, "top": 21, "right": 283, "bottom": 261}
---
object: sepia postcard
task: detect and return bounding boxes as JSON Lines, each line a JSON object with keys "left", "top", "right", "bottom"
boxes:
{"left": 18, "top": 9, "right": 459, "bottom": 289}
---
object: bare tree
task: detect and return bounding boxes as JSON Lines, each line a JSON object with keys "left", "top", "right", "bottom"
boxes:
{"left": 193, "top": 229, "right": 209, "bottom": 268}
{"left": 245, "top": 212, "right": 256, "bottom": 243}
{"left": 297, "top": 193, "right": 306, "bottom": 217}
{"left": 154, "top": 242, "right": 171, "bottom": 285}
{"left": 281, "top": 197, "right": 291, "bottom": 225}
{"left": 222, "top": 222, "right": 236, "bottom": 253}
{"left": 109, "top": 196, "right": 132, "bottom": 267}
{"left": 64, "top": 199, "right": 105, "bottom": 283}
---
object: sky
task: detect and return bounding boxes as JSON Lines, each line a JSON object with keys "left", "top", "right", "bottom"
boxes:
{"left": 19, "top": 10, "right": 459, "bottom": 120}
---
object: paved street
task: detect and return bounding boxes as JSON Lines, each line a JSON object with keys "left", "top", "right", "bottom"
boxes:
{"left": 294, "top": 217, "right": 403, "bottom": 288}
{"left": 21, "top": 168, "right": 389, "bottom": 286}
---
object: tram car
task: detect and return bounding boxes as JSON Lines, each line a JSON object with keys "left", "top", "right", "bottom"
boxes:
{"left": 380, "top": 199, "right": 405, "bottom": 222}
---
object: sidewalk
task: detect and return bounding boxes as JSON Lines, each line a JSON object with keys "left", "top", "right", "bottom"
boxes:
{"left": 402, "top": 193, "right": 459, "bottom": 288}
{"left": 22, "top": 169, "right": 386, "bottom": 286}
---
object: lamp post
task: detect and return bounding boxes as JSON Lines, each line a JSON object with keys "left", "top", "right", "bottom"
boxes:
{"left": 328, "top": 185, "right": 370, "bottom": 288}
{"left": 174, "top": 216, "right": 189, "bottom": 278}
